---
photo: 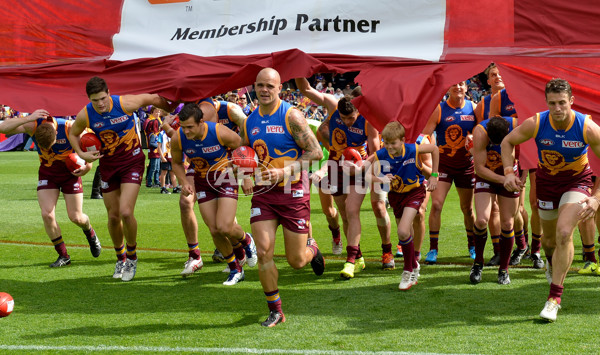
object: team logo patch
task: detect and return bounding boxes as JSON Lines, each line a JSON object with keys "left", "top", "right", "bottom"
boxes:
{"left": 250, "top": 207, "right": 261, "bottom": 217}
{"left": 196, "top": 191, "right": 206, "bottom": 199}
{"left": 476, "top": 182, "right": 490, "bottom": 189}
{"left": 93, "top": 122, "right": 105, "bottom": 129}
{"left": 131, "top": 172, "right": 140, "bottom": 181}
{"left": 101, "top": 181, "right": 109, "bottom": 189}
{"left": 439, "top": 172, "right": 448, "bottom": 178}
{"left": 185, "top": 149, "right": 197, "bottom": 155}
{"left": 133, "top": 147, "right": 141, "bottom": 156}
{"left": 251, "top": 127, "right": 260, "bottom": 136}
{"left": 38, "top": 180, "right": 48, "bottom": 187}
{"left": 73, "top": 182, "right": 80, "bottom": 188}
{"left": 538, "top": 200, "right": 554, "bottom": 210}
{"left": 562, "top": 140, "right": 584, "bottom": 148}
{"left": 292, "top": 190, "right": 304, "bottom": 198}
{"left": 445, "top": 116, "right": 455, "bottom": 122}
{"left": 539, "top": 139, "right": 554, "bottom": 146}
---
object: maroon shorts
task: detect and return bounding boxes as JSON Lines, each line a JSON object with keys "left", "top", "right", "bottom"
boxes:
{"left": 193, "top": 172, "right": 238, "bottom": 204}
{"left": 327, "top": 163, "right": 368, "bottom": 196}
{"left": 536, "top": 174, "right": 592, "bottom": 210}
{"left": 37, "top": 168, "right": 83, "bottom": 194}
{"left": 99, "top": 156, "right": 145, "bottom": 193}
{"left": 388, "top": 185, "right": 426, "bottom": 219}
{"left": 438, "top": 162, "right": 475, "bottom": 189}
{"left": 250, "top": 188, "right": 310, "bottom": 234}
{"left": 474, "top": 175, "right": 520, "bottom": 198}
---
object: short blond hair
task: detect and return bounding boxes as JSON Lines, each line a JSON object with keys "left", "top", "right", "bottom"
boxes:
{"left": 381, "top": 121, "right": 405, "bottom": 142}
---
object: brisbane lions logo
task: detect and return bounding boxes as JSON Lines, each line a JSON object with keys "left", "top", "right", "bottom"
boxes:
{"left": 486, "top": 151, "right": 503, "bottom": 172}
{"left": 331, "top": 128, "right": 348, "bottom": 161}
{"left": 439, "top": 124, "right": 466, "bottom": 158}
{"left": 253, "top": 139, "right": 270, "bottom": 165}
{"left": 191, "top": 157, "right": 210, "bottom": 177}
{"left": 99, "top": 130, "right": 119, "bottom": 155}
{"left": 539, "top": 150, "right": 587, "bottom": 176}
{"left": 390, "top": 175, "right": 420, "bottom": 193}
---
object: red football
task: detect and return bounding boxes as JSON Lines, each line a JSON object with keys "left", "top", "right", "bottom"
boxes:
{"left": 231, "top": 146, "right": 258, "bottom": 168}
{"left": 80, "top": 132, "right": 101, "bottom": 152}
{"left": 342, "top": 147, "right": 363, "bottom": 165}
{"left": 65, "top": 152, "right": 86, "bottom": 172}
{"left": 0, "top": 292, "right": 14, "bottom": 317}
{"left": 170, "top": 115, "right": 180, "bottom": 130}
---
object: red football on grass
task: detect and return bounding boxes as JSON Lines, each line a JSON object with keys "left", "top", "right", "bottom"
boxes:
{"left": 342, "top": 147, "right": 363, "bottom": 165}
{"left": 65, "top": 152, "right": 86, "bottom": 172}
{"left": 231, "top": 146, "right": 258, "bottom": 168}
{"left": 80, "top": 132, "right": 101, "bottom": 152}
{"left": 0, "top": 292, "right": 14, "bottom": 318}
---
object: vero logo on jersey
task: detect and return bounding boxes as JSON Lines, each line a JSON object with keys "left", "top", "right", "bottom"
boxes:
{"left": 266, "top": 125, "right": 284, "bottom": 134}
{"left": 55, "top": 139, "right": 67, "bottom": 144}
{"left": 562, "top": 140, "right": 584, "bottom": 148}
{"left": 539, "top": 139, "right": 554, "bottom": 146}
{"left": 460, "top": 115, "right": 474, "bottom": 121}
{"left": 348, "top": 127, "right": 364, "bottom": 135}
{"left": 202, "top": 145, "right": 220, "bottom": 154}
{"left": 110, "top": 115, "right": 128, "bottom": 125}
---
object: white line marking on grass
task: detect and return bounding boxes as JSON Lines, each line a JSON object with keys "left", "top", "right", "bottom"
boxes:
{"left": 0, "top": 345, "right": 465, "bottom": 355}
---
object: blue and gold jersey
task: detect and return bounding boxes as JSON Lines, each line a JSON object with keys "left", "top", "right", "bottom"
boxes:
{"left": 245, "top": 100, "right": 302, "bottom": 187}
{"left": 374, "top": 144, "right": 424, "bottom": 193}
{"left": 534, "top": 110, "right": 591, "bottom": 180}
{"left": 328, "top": 110, "right": 368, "bottom": 161}
{"left": 435, "top": 99, "right": 476, "bottom": 168}
{"left": 85, "top": 95, "right": 142, "bottom": 165}
{"left": 33, "top": 117, "right": 73, "bottom": 169}
{"left": 213, "top": 100, "right": 242, "bottom": 131}
{"left": 479, "top": 94, "right": 492, "bottom": 120}
{"left": 178, "top": 121, "right": 228, "bottom": 178}
{"left": 475, "top": 116, "right": 516, "bottom": 175}
{"left": 497, "top": 89, "right": 517, "bottom": 117}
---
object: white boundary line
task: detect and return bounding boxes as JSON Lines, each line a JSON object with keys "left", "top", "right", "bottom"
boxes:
{"left": 0, "top": 345, "right": 460, "bottom": 355}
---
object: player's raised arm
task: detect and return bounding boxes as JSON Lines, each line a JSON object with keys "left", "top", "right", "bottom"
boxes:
{"left": 0, "top": 109, "right": 48, "bottom": 135}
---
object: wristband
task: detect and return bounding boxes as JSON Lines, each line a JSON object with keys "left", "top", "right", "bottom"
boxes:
{"left": 431, "top": 172, "right": 438, "bottom": 177}
{"left": 504, "top": 167, "right": 515, "bottom": 176}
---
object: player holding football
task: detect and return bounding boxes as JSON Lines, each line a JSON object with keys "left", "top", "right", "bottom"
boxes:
{"left": 68, "top": 76, "right": 175, "bottom": 281}
{"left": 169, "top": 103, "right": 256, "bottom": 285}
{"left": 368, "top": 122, "right": 439, "bottom": 290}
{"left": 241, "top": 68, "right": 324, "bottom": 327}
{"left": 0, "top": 110, "right": 102, "bottom": 266}
{"left": 295, "top": 77, "right": 389, "bottom": 279}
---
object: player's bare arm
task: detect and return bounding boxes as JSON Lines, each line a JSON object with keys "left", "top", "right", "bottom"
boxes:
{"left": 472, "top": 125, "right": 503, "bottom": 184}
{"left": 421, "top": 105, "right": 440, "bottom": 137}
{"left": 578, "top": 117, "right": 600, "bottom": 220}
{"left": 121, "top": 93, "right": 175, "bottom": 114}
{"left": 295, "top": 77, "right": 338, "bottom": 113}
{"left": 170, "top": 131, "right": 193, "bottom": 196}
{"left": 218, "top": 124, "right": 242, "bottom": 150}
{"left": 0, "top": 109, "right": 48, "bottom": 135}
{"left": 227, "top": 103, "right": 247, "bottom": 128}
{"left": 501, "top": 116, "right": 535, "bottom": 191}
{"left": 489, "top": 92, "right": 501, "bottom": 117}
{"left": 417, "top": 143, "right": 439, "bottom": 191}
{"left": 366, "top": 122, "right": 380, "bottom": 153}
{"left": 161, "top": 115, "right": 177, "bottom": 138}
{"left": 68, "top": 109, "right": 102, "bottom": 163}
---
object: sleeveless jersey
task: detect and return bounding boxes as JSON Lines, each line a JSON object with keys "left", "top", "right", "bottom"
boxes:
{"left": 213, "top": 100, "right": 240, "bottom": 131}
{"left": 33, "top": 117, "right": 73, "bottom": 173}
{"left": 475, "top": 116, "right": 517, "bottom": 175}
{"left": 328, "top": 110, "right": 368, "bottom": 161}
{"left": 435, "top": 99, "right": 476, "bottom": 168}
{"left": 85, "top": 95, "right": 143, "bottom": 167}
{"left": 497, "top": 89, "right": 517, "bottom": 117}
{"left": 245, "top": 100, "right": 303, "bottom": 188}
{"left": 374, "top": 144, "right": 424, "bottom": 193}
{"left": 534, "top": 110, "right": 592, "bottom": 181}
{"left": 178, "top": 121, "right": 228, "bottom": 178}
{"left": 479, "top": 94, "right": 492, "bottom": 120}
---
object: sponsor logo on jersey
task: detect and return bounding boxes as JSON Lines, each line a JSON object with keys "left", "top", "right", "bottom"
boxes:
{"left": 562, "top": 140, "right": 584, "bottom": 148}
{"left": 348, "top": 126, "right": 364, "bottom": 135}
{"left": 403, "top": 158, "right": 415, "bottom": 166}
{"left": 185, "top": 148, "right": 197, "bottom": 155}
{"left": 55, "top": 139, "right": 67, "bottom": 144}
{"left": 251, "top": 127, "right": 260, "bottom": 136}
{"left": 110, "top": 115, "right": 129, "bottom": 125}
{"left": 202, "top": 145, "right": 221, "bottom": 154}
{"left": 93, "top": 122, "right": 105, "bottom": 129}
{"left": 460, "top": 115, "right": 475, "bottom": 121}
{"left": 539, "top": 139, "right": 554, "bottom": 146}
{"left": 266, "top": 125, "right": 284, "bottom": 134}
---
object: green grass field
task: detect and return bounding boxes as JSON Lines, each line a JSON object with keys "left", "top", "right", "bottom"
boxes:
{"left": 0, "top": 151, "right": 598, "bottom": 354}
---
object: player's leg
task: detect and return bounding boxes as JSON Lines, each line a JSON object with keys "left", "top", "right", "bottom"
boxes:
{"left": 253, "top": 219, "right": 285, "bottom": 327}
{"left": 486, "top": 198, "right": 501, "bottom": 265}
{"left": 371, "top": 189, "right": 393, "bottom": 270}
{"left": 411, "top": 190, "right": 430, "bottom": 262}
{"left": 456, "top": 186, "right": 476, "bottom": 258}
{"left": 426, "top": 180, "right": 452, "bottom": 263}
{"left": 529, "top": 170, "right": 544, "bottom": 260}
{"left": 180, "top": 174, "right": 205, "bottom": 270}
{"left": 318, "top": 188, "right": 342, "bottom": 254}
{"left": 339, "top": 189, "right": 366, "bottom": 279}
{"left": 37, "top": 188, "right": 70, "bottom": 266}
{"left": 64, "top": 192, "right": 101, "bottom": 258}
{"left": 396, "top": 207, "right": 418, "bottom": 290}
{"left": 577, "top": 217, "right": 597, "bottom": 274}
{"left": 117, "top": 182, "right": 141, "bottom": 281}
{"left": 470, "top": 191, "right": 492, "bottom": 284}
{"left": 497, "top": 194, "right": 519, "bottom": 285}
